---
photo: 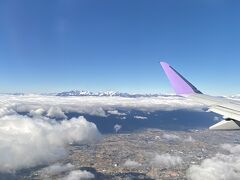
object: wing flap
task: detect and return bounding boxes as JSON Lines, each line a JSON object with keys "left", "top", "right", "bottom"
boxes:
{"left": 208, "top": 106, "right": 240, "bottom": 121}
{"left": 209, "top": 120, "right": 240, "bottom": 130}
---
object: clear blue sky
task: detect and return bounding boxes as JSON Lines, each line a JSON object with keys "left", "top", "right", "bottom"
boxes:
{"left": 0, "top": 0, "right": 240, "bottom": 95}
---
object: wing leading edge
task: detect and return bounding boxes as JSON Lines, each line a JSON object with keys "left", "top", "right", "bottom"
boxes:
{"left": 160, "top": 61, "right": 240, "bottom": 130}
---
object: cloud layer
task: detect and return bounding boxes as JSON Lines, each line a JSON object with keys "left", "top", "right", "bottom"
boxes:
{"left": 0, "top": 94, "right": 205, "bottom": 118}
{"left": 0, "top": 94, "right": 205, "bottom": 173}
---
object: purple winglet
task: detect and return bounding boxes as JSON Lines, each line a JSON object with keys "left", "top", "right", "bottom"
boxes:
{"left": 160, "top": 62, "right": 201, "bottom": 95}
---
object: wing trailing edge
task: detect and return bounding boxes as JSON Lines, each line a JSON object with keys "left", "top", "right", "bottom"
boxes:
{"left": 209, "top": 120, "right": 240, "bottom": 130}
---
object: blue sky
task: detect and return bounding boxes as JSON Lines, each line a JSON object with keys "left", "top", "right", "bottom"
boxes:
{"left": 0, "top": 0, "right": 240, "bottom": 95}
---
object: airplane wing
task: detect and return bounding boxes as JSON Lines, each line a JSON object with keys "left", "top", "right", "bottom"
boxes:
{"left": 160, "top": 62, "right": 240, "bottom": 130}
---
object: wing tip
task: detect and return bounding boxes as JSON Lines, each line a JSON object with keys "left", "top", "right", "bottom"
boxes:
{"left": 160, "top": 61, "right": 202, "bottom": 95}
{"left": 160, "top": 61, "right": 168, "bottom": 66}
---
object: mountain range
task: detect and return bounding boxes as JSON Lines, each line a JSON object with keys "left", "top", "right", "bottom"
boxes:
{"left": 56, "top": 90, "right": 162, "bottom": 97}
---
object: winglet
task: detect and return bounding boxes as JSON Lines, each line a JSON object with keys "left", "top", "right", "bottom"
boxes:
{"left": 160, "top": 62, "right": 202, "bottom": 95}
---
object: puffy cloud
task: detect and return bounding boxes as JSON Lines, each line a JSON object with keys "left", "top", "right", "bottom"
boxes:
{"left": 186, "top": 144, "right": 240, "bottom": 180}
{"left": 186, "top": 154, "right": 240, "bottom": 180}
{"left": 0, "top": 106, "right": 16, "bottom": 118}
{"left": 123, "top": 159, "right": 141, "bottom": 168}
{"left": 134, "top": 116, "right": 148, "bottom": 120}
{"left": 40, "top": 163, "right": 74, "bottom": 176}
{"left": 162, "top": 133, "right": 181, "bottom": 141}
{"left": 29, "top": 108, "right": 45, "bottom": 117}
{"left": 184, "top": 136, "right": 195, "bottom": 142}
{"left": 61, "top": 170, "right": 95, "bottom": 180}
{"left": 40, "top": 163, "right": 95, "bottom": 180}
{"left": 113, "top": 124, "right": 122, "bottom": 133}
{"left": 213, "top": 116, "right": 221, "bottom": 122}
{"left": 47, "top": 106, "right": 67, "bottom": 119}
{"left": 151, "top": 153, "right": 183, "bottom": 169}
{"left": 221, "top": 144, "right": 240, "bottom": 154}
{"left": 0, "top": 115, "right": 100, "bottom": 172}
{"left": 108, "top": 110, "right": 126, "bottom": 116}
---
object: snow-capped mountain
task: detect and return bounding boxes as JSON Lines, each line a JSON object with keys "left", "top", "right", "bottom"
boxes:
{"left": 56, "top": 90, "right": 161, "bottom": 97}
{"left": 227, "top": 94, "right": 240, "bottom": 100}
{"left": 57, "top": 90, "right": 114, "bottom": 96}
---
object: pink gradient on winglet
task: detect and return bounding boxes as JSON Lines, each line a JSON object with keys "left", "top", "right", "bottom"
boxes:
{"left": 160, "top": 62, "right": 200, "bottom": 94}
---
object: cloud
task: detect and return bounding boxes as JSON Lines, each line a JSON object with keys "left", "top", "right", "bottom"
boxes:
{"left": 0, "top": 94, "right": 204, "bottom": 119}
{"left": 47, "top": 106, "right": 67, "bottom": 119}
{"left": 221, "top": 143, "right": 240, "bottom": 154}
{"left": 108, "top": 110, "right": 126, "bottom": 116}
{"left": 123, "top": 159, "right": 141, "bottom": 168}
{"left": 151, "top": 153, "right": 183, "bottom": 169}
{"left": 186, "top": 144, "right": 240, "bottom": 180}
{"left": 0, "top": 94, "right": 205, "bottom": 173}
{"left": 29, "top": 108, "right": 45, "bottom": 117}
{"left": 114, "top": 124, "right": 122, "bottom": 133}
{"left": 184, "top": 136, "right": 195, "bottom": 142}
{"left": 213, "top": 116, "right": 221, "bottom": 122}
{"left": 40, "top": 163, "right": 74, "bottom": 176}
{"left": 162, "top": 133, "right": 181, "bottom": 141}
{"left": 0, "top": 115, "right": 100, "bottom": 172}
{"left": 134, "top": 116, "right": 148, "bottom": 120}
{"left": 0, "top": 105, "right": 16, "bottom": 118}
{"left": 40, "top": 163, "right": 95, "bottom": 180}
{"left": 61, "top": 170, "right": 95, "bottom": 180}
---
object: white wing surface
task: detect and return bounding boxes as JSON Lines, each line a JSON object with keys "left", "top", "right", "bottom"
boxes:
{"left": 160, "top": 62, "right": 240, "bottom": 130}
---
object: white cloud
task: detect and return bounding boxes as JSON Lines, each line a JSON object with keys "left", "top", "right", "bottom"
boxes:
{"left": 0, "top": 115, "right": 100, "bottom": 172}
{"left": 114, "top": 124, "right": 122, "bottom": 133}
{"left": 0, "top": 94, "right": 204, "bottom": 119}
{"left": 0, "top": 105, "right": 16, "bottom": 118}
{"left": 61, "top": 170, "right": 95, "bottom": 180}
{"left": 108, "top": 110, "right": 126, "bottom": 116}
{"left": 186, "top": 144, "right": 240, "bottom": 180}
{"left": 162, "top": 133, "right": 181, "bottom": 141}
{"left": 40, "top": 163, "right": 74, "bottom": 176}
{"left": 221, "top": 144, "right": 240, "bottom": 154}
{"left": 29, "top": 108, "right": 45, "bottom": 117}
{"left": 184, "top": 136, "right": 195, "bottom": 142}
{"left": 134, "top": 116, "right": 148, "bottom": 120}
{"left": 213, "top": 116, "right": 221, "bottom": 122}
{"left": 40, "top": 163, "right": 95, "bottom": 180}
{"left": 123, "top": 159, "right": 141, "bottom": 167}
{"left": 0, "top": 94, "right": 205, "bottom": 173}
{"left": 47, "top": 106, "right": 67, "bottom": 119}
{"left": 151, "top": 153, "right": 183, "bottom": 169}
